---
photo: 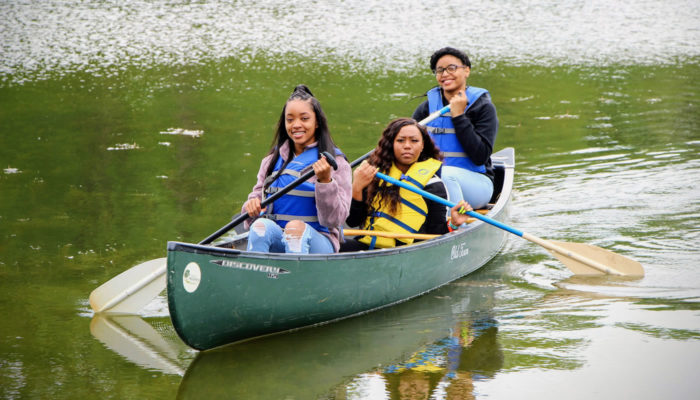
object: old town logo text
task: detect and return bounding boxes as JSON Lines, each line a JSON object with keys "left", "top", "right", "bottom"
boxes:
{"left": 210, "top": 260, "right": 290, "bottom": 279}
{"left": 450, "top": 242, "right": 470, "bottom": 260}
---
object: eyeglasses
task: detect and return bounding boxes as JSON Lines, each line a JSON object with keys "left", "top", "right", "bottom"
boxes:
{"left": 434, "top": 64, "right": 466, "bottom": 75}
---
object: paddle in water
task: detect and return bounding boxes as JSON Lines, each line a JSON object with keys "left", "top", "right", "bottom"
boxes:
{"left": 374, "top": 171, "right": 644, "bottom": 276}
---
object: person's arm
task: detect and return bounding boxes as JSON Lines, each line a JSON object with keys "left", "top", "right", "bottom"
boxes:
{"left": 452, "top": 94, "right": 498, "bottom": 166}
{"left": 421, "top": 178, "right": 450, "bottom": 235}
{"left": 315, "top": 156, "right": 353, "bottom": 229}
{"left": 343, "top": 160, "right": 377, "bottom": 228}
{"left": 241, "top": 155, "right": 273, "bottom": 227}
{"left": 411, "top": 100, "right": 430, "bottom": 122}
{"left": 345, "top": 197, "right": 369, "bottom": 228}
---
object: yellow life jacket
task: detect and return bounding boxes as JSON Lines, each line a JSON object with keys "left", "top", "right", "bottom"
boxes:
{"left": 359, "top": 158, "right": 442, "bottom": 249}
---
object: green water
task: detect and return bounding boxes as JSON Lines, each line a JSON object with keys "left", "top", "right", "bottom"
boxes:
{"left": 2, "top": 1, "right": 700, "bottom": 398}
{"left": 2, "top": 58, "right": 698, "bottom": 399}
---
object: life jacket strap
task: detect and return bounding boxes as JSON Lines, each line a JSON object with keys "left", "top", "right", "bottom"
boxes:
{"left": 400, "top": 198, "right": 428, "bottom": 216}
{"left": 441, "top": 151, "right": 468, "bottom": 158}
{"left": 426, "top": 126, "right": 456, "bottom": 135}
{"left": 264, "top": 168, "right": 303, "bottom": 186}
{"left": 368, "top": 235, "right": 377, "bottom": 250}
{"left": 371, "top": 211, "right": 418, "bottom": 233}
{"left": 264, "top": 187, "right": 315, "bottom": 197}
{"left": 265, "top": 214, "right": 319, "bottom": 223}
{"left": 399, "top": 174, "right": 424, "bottom": 189}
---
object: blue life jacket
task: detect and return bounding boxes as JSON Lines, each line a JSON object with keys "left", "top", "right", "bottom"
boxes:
{"left": 425, "top": 86, "right": 488, "bottom": 173}
{"left": 263, "top": 147, "right": 341, "bottom": 234}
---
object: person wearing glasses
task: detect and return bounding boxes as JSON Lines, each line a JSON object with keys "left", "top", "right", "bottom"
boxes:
{"left": 412, "top": 47, "right": 498, "bottom": 210}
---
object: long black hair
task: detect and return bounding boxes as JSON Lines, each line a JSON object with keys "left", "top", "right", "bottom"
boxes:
{"left": 263, "top": 84, "right": 340, "bottom": 188}
{"left": 366, "top": 118, "right": 442, "bottom": 214}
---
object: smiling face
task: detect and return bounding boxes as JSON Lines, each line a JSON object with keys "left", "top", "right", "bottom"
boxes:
{"left": 435, "top": 54, "right": 470, "bottom": 94}
{"left": 393, "top": 125, "right": 424, "bottom": 173}
{"left": 284, "top": 99, "right": 318, "bottom": 154}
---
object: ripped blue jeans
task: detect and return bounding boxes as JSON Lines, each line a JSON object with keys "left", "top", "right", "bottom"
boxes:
{"left": 247, "top": 218, "right": 334, "bottom": 254}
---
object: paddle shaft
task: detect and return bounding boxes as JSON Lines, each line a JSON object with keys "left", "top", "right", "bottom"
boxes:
{"left": 199, "top": 105, "right": 451, "bottom": 245}
{"left": 375, "top": 172, "right": 625, "bottom": 276}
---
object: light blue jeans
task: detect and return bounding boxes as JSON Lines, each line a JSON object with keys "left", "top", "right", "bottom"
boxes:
{"left": 247, "top": 218, "right": 334, "bottom": 254}
{"left": 441, "top": 166, "right": 494, "bottom": 209}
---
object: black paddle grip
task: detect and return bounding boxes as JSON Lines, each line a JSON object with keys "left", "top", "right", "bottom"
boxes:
{"left": 321, "top": 151, "right": 338, "bottom": 170}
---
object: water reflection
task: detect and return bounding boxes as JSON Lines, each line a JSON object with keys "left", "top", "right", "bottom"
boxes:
{"left": 89, "top": 315, "right": 192, "bottom": 376}
{"left": 87, "top": 270, "right": 700, "bottom": 398}
{"left": 377, "top": 318, "right": 501, "bottom": 400}
{"left": 479, "top": 294, "right": 700, "bottom": 399}
{"left": 176, "top": 278, "right": 503, "bottom": 399}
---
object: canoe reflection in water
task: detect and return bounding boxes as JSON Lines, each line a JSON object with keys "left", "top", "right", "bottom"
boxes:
{"left": 380, "top": 317, "right": 502, "bottom": 399}
{"left": 89, "top": 277, "right": 503, "bottom": 397}
{"left": 175, "top": 279, "right": 503, "bottom": 399}
{"left": 89, "top": 314, "right": 193, "bottom": 376}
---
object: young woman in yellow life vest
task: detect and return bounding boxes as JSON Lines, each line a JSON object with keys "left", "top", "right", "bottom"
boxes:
{"left": 340, "top": 118, "right": 472, "bottom": 252}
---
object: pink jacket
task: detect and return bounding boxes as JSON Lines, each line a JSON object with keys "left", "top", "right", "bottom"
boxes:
{"left": 242, "top": 141, "right": 352, "bottom": 252}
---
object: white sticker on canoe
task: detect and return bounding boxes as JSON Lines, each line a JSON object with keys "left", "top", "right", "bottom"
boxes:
{"left": 210, "top": 260, "right": 290, "bottom": 279}
{"left": 183, "top": 262, "right": 201, "bottom": 293}
{"left": 450, "top": 242, "right": 470, "bottom": 260}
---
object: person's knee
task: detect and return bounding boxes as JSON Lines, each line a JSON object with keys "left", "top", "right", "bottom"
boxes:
{"left": 250, "top": 219, "right": 268, "bottom": 237}
{"left": 283, "top": 220, "right": 306, "bottom": 239}
{"left": 283, "top": 220, "right": 307, "bottom": 253}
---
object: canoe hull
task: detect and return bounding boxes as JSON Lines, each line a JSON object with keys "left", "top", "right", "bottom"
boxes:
{"left": 167, "top": 148, "right": 514, "bottom": 350}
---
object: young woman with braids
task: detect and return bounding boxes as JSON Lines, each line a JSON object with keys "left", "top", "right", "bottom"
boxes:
{"left": 340, "top": 118, "right": 472, "bottom": 252}
{"left": 242, "top": 85, "right": 352, "bottom": 254}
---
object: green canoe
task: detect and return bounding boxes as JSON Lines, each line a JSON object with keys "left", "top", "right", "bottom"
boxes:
{"left": 166, "top": 148, "right": 515, "bottom": 350}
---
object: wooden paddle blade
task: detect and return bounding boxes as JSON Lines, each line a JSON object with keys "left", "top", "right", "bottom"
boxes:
{"left": 89, "top": 257, "right": 167, "bottom": 314}
{"left": 548, "top": 241, "right": 644, "bottom": 276}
